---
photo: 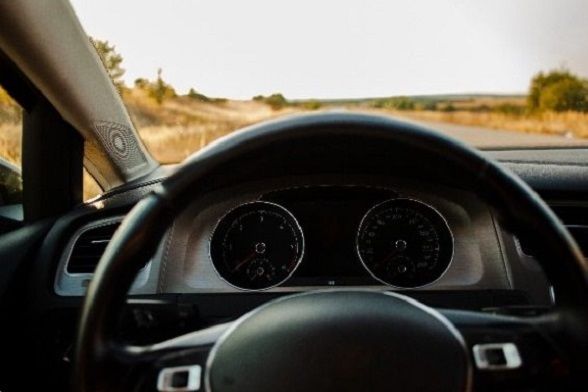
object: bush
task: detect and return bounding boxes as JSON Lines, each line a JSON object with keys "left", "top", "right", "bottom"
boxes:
{"left": 370, "top": 97, "right": 416, "bottom": 110}
{"left": 421, "top": 101, "right": 438, "bottom": 111}
{"left": 528, "top": 69, "right": 588, "bottom": 112}
{"left": 259, "top": 93, "right": 288, "bottom": 110}
{"left": 440, "top": 103, "right": 456, "bottom": 112}
{"left": 187, "top": 88, "right": 211, "bottom": 102}
{"left": 302, "top": 100, "right": 322, "bottom": 110}
{"left": 470, "top": 104, "right": 491, "bottom": 113}
{"left": 394, "top": 97, "right": 415, "bottom": 110}
{"left": 493, "top": 103, "right": 525, "bottom": 115}
{"left": 370, "top": 99, "right": 385, "bottom": 109}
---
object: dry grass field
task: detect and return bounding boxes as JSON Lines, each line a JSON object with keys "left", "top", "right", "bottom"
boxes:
{"left": 0, "top": 89, "right": 21, "bottom": 165}
{"left": 0, "top": 123, "right": 20, "bottom": 165}
{"left": 124, "top": 89, "right": 302, "bottom": 163}
{"left": 357, "top": 95, "right": 588, "bottom": 138}
{"left": 378, "top": 110, "right": 588, "bottom": 138}
{"left": 1, "top": 88, "right": 588, "bottom": 200}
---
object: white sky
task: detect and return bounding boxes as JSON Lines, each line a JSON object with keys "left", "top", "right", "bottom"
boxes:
{"left": 70, "top": 0, "right": 588, "bottom": 99}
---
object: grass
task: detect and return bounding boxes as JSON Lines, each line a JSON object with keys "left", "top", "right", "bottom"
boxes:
{"left": 384, "top": 110, "right": 588, "bottom": 138}
{"left": 125, "top": 89, "right": 302, "bottom": 163}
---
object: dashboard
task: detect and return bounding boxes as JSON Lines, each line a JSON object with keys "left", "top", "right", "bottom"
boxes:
{"left": 31, "top": 148, "right": 588, "bottom": 390}
{"left": 55, "top": 175, "right": 521, "bottom": 297}
{"left": 46, "top": 145, "right": 588, "bottom": 307}
{"left": 48, "top": 141, "right": 588, "bottom": 309}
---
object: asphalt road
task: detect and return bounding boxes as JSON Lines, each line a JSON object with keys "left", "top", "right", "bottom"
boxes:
{"left": 398, "top": 117, "right": 587, "bottom": 148}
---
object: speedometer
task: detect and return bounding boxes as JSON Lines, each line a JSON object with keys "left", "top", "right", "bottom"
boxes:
{"left": 210, "top": 201, "right": 304, "bottom": 290}
{"left": 356, "top": 198, "right": 453, "bottom": 288}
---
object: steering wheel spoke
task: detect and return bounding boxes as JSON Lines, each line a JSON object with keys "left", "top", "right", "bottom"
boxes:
{"left": 442, "top": 309, "right": 576, "bottom": 391}
{"left": 114, "top": 322, "right": 232, "bottom": 392}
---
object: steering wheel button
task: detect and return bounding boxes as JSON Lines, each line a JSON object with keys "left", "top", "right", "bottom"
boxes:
{"left": 473, "top": 343, "right": 522, "bottom": 370}
{"left": 157, "top": 365, "right": 201, "bottom": 391}
{"left": 171, "top": 371, "right": 190, "bottom": 388}
{"left": 485, "top": 348, "right": 507, "bottom": 365}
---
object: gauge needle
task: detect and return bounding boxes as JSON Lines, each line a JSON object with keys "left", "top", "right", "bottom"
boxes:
{"left": 231, "top": 251, "right": 256, "bottom": 273}
{"left": 378, "top": 249, "right": 399, "bottom": 266}
{"left": 377, "top": 239, "right": 409, "bottom": 267}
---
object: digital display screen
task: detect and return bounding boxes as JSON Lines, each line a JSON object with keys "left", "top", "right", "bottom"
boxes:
{"left": 263, "top": 186, "right": 397, "bottom": 286}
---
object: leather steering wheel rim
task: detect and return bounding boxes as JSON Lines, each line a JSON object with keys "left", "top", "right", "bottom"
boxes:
{"left": 74, "top": 112, "right": 588, "bottom": 391}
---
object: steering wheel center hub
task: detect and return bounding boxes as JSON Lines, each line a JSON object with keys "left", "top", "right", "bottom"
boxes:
{"left": 206, "top": 291, "right": 470, "bottom": 392}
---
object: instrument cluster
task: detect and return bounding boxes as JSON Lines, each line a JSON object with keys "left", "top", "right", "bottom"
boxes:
{"left": 210, "top": 187, "right": 454, "bottom": 290}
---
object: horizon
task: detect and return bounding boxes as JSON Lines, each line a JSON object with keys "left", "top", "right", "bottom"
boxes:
{"left": 245, "top": 92, "right": 528, "bottom": 102}
{"left": 71, "top": 0, "right": 588, "bottom": 100}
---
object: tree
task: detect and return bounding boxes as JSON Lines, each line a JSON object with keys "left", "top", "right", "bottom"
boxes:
{"left": 539, "top": 78, "right": 588, "bottom": 112}
{"left": 134, "top": 78, "right": 149, "bottom": 89}
{"left": 133, "top": 70, "right": 177, "bottom": 104}
{"left": 528, "top": 69, "right": 588, "bottom": 112}
{"left": 147, "top": 68, "right": 176, "bottom": 104}
{"left": 91, "top": 37, "right": 126, "bottom": 91}
{"left": 258, "top": 93, "right": 288, "bottom": 110}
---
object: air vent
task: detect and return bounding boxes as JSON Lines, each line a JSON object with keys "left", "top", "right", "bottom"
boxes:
{"left": 519, "top": 204, "right": 588, "bottom": 258}
{"left": 66, "top": 222, "right": 120, "bottom": 273}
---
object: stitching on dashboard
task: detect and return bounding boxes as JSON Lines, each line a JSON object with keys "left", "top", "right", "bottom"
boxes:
{"left": 489, "top": 212, "right": 513, "bottom": 289}
{"left": 158, "top": 220, "right": 176, "bottom": 293}
{"left": 83, "top": 177, "right": 166, "bottom": 206}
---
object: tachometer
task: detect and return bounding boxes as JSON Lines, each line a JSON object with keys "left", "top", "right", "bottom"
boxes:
{"left": 356, "top": 198, "right": 453, "bottom": 288}
{"left": 210, "top": 201, "right": 304, "bottom": 290}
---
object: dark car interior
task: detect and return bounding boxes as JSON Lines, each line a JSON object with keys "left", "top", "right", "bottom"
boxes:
{"left": 1, "top": 1, "right": 588, "bottom": 391}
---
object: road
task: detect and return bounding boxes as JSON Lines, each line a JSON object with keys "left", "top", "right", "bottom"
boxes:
{"left": 397, "top": 117, "right": 587, "bottom": 148}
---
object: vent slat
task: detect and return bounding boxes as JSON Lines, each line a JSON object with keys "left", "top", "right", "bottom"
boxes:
{"left": 67, "top": 223, "right": 120, "bottom": 273}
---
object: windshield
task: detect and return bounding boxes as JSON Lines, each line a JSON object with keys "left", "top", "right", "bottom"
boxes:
{"left": 28, "top": 1, "right": 588, "bottom": 164}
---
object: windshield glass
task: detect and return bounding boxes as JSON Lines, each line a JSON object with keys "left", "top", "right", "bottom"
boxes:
{"left": 72, "top": 1, "right": 588, "bottom": 161}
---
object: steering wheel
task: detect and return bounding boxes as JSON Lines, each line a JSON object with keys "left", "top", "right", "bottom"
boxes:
{"left": 74, "top": 113, "right": 588, "bottom": 392}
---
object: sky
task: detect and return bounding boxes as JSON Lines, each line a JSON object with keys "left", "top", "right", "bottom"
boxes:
{"left": 70, "top": 0, "right": 588, "bottom": 100}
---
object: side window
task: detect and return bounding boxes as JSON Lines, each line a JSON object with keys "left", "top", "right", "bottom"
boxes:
{"left": 0, "top": 85, "right": 23, "bottom": 231}
{"left": 83, "top": 169, "right": 102, "bottom": 201}
{"left": 1, "top": 85, "right": 101, "bottom": 211}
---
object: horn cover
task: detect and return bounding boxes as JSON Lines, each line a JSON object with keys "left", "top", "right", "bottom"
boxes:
{"left": 206, "top": 290, "right": 471, "bottom": 392}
